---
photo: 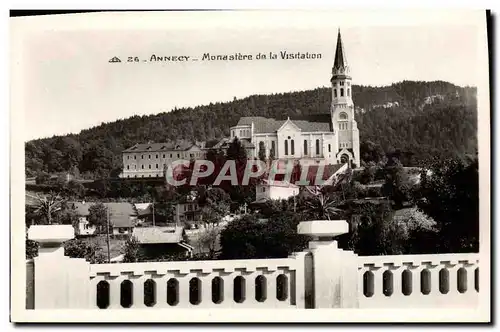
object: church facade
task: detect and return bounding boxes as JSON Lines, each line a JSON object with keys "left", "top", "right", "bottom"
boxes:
{"left": 230, "top": 30, "right": 360, "bottom": 167}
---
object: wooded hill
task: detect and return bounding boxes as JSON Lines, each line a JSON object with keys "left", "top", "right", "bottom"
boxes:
{"left": 25, "top": 80, "right": 477, "bottom": 178}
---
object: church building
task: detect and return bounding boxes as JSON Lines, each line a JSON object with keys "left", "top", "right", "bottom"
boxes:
{"left": 230, "top": 30, "right": 360, "bottom": 167}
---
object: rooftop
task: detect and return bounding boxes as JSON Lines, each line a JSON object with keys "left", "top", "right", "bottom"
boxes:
{"left": 235, "top": 116, "right": 332, "bottom": 133}
{"left": 132, "top": 226, "right": 186, "bottom": 244}
{"left": 70, "top": 202, "right": 137, "bottom": 227}
{"left": 123, "top": 140, "right": 206, "bottom": 153}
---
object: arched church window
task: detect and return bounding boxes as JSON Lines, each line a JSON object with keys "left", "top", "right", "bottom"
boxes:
{"left": 284, "top": 141, "right": 288, "bottom": 156}
{"left": 315, "top": 139, "right": 320, "bottom": 155}
{"left": 304, "top": 140, "right": 308, "bottom": 155}
{"left": 291, "top": 140, "right": 295, "bottom": 155}
{"left": 347, "top": 88, "right": 350, "bottom": 97}
{"left": 339, "top": 112, "right": 348, "bottom": 120}
{"left": 334, "top": 89, "right": 337, "bottom": 98}
{"left": 340, "top": 88, "right": 344, "bottom": 97}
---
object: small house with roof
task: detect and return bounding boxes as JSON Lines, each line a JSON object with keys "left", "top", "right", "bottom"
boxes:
{"left": 132, "top": 226, "right": 194, "bottom": 260}
{"left": 254, "top": 179, "right": 300, "bottom": 204}
{"left": 71, "top": 202, "right": 138, "bottom": 237}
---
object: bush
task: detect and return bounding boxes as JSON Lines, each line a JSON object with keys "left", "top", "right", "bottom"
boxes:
{"left": 122, "top": 236, "right": 144, "bottom": 263}
{"left": 64, "top": 239, "right": 106, "bottom": 263}
{"left": 219, "top": 212, "right": 309, "bottom": 260}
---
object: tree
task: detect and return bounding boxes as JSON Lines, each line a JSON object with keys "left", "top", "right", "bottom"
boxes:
{"left": 269, "top": 144, "right": 276, "bottom": 163}
{"left": 64, "top": 239, "right": 106, "bottom": 264}
{"left": 35, "top": 171, "right": 51, "bottom": 185}
{"left": 417, "top": 156, "right": 478, "bottom": 253}
{"left": 32, "top": 192, "right": 65, "bottom": 225}
{"left": 226, "top": 137, "right": 247, "bottom": 161}
{"left": 26, "top": 238, "right": 38, "bottom": 259}
{"left": 381, "top": 158, "right": 413, "bottom": 208}
{"left": 153, "top": 201, "right": 176, "bottom": 224}
{"left": 219, "top": 212, "right": 309, "bottom": 259}
{"left": 360, "top": 165, "right": 377, "bottom": 185}
{"left": 65, "top": 180, "right": 86, "bottom": 198}
{"left": 26, "top": 238, "right": 106, "bottom": 263}
{"left": 303, "top": 186, "right": 344, "bottom": 220}
{"left": 258, "top": 141, "right": 266, "bottom": 162}
{"left": 88, "top": 203, "right": 109, "bottom": 234}
{"left": 122, "top": 236, "right": 144, "bottom": 263}
{"left": 53, "top": 203, "right": 80, "bottom": 229}
{"left": 193, "top": 226, "right": 221, "bottom": 258}
{"left": 360, "top": 140, "right": 385, "bottom": 165}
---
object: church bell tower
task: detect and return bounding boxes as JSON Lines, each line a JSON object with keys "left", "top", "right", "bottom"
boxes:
{"left": 330, "top": 29, "right": 360, "bottom": 167}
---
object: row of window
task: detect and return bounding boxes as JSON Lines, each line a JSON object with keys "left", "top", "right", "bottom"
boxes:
{"left": 339, "top": 142, "right": 350, "bottom": 148}
{"left": 126, "top": 152, "right": 203, "bottom": 160}
{"left": 232, "top": 128, "right": 251, "bottom": 138}
{"left": 339, "top": 122, "right": 349, "bottom": 130}
{"left": 333, "top": 88, "right": 350, "bottom": 98}
{"left": 281, "top": 139, "right": 331, "bottom": 156}
{"left": 333, "top": 81, "right": 350, "bottom": 87}
{"left": 127, "top": 164, "right": 164, "bottom": 170}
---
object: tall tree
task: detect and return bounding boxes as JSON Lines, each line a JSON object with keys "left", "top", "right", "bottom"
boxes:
{"left": 88, "top": 203, "right": 109, "bottom": 234}
{"left": 32, "top": 192, "right": 65, "bottom": 225}
{"left": 381, "top": 157, "right": 413, "bottom": 208}
{"left": 258, "top": 141, "right": 266, "bottom": 162}
{"left": 226, "top": 137, "right": 247, "bottom": 161}
{"left": 417, "top": 156, "right": 479, "bottom": 253}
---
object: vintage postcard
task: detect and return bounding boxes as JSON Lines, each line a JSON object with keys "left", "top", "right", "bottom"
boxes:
{"left": 10, "top": 9, "right": 490, "bottom": 323}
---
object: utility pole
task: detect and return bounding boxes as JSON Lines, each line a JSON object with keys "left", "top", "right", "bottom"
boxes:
{"left": 106, "top": 206, "right": 111, "bottom": 263}
{"left": 152, "top": 200, "right": 156, "bottom": 227}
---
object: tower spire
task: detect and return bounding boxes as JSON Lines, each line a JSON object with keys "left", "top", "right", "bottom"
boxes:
{"left": 333, "top": 29, "right": 348, "bottom": 73}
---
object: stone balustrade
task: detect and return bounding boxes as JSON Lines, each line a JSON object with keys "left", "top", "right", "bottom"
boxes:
{"left": 358, "top": 253, "right": 480, "bottom": 308}
{"left": 89, "top": 254, "right": 309, "bottom": 309}
{"left": 25, "top": 222, "right": 480, "bottom": 310}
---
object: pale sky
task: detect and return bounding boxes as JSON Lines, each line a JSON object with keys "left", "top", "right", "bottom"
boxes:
{"left": 11, "top": 10, "right": 486, "bottom": 141}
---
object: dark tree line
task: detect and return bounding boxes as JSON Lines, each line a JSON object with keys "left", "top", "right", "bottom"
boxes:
{"left": 25, "top": 80, "right": 477, "bottom": 178}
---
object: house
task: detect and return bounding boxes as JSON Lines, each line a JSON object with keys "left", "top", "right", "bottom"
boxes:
{"left": 107, "top": 202, "right": 137, "bottom": 236}
{"left": 134, "top": 202, "right": 176, "bottom": 226}
{"left": 70, "top": 202, "right": 138, "bottom": 237}
{"left": 132, "top": 226, "right": 194, "bottom": 260}
{"left": 254, "top": 179, "right": 300, "bottom": 204}
{"left": 71, "top": 202, "right": 98, "bottom": 236}
{"left": 120, "top": 140, "right": 207, "bottom": 178}
{"left": 226, "top": 30, "right": 360, "bottom": 168}
{"left": 175, "top": 191, "right": 202, "bottom": 226}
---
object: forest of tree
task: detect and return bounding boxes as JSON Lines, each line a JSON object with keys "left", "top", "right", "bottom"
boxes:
{"left": 24, "top": 80, "right": 477, "bottom": 178}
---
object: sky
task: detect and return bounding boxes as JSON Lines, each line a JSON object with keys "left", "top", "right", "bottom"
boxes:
{"left": 11, "top": 10, "right": 486, "bottom": 141}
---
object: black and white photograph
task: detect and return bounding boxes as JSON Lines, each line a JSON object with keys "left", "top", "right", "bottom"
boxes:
{"left": 10, "top": 9, "right": 490, "bottom": 323}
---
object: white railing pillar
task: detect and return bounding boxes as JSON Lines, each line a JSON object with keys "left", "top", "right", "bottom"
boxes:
{"left": 298, "top": 220, "right": 359, "bottom": 308}
{"left": 28, "top": 225, "right": 92, "bottom": 309}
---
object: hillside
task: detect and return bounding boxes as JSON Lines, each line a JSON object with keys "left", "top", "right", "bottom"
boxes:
{"left": 25, "top": 80, "right": 477, "bottom": 178}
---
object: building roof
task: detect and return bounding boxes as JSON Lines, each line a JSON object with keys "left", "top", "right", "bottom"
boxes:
{"left": 70, "top": 202, "right": 137, "bottom": 227}
{"left": 212, "top": 137, "right": 255, "bottom": 149}
{"left": 132, "top": 226, "right": 186, "bottom": 244}
{"left": 259, "top": 179, "right": 299, "bottom": 188}
{"left": 236, "top": 116, "right": 331, "bottom": 133}
{"left": 123, "top": 140, "right": 205, "bottom": 153}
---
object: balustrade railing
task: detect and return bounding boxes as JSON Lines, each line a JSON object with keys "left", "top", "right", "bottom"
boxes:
{"left": 89, "top": 254, "right": 308, "bottom": 309}
{"left": 25, "top": 222, "right": 481, "bottom": 311}
{"left": 358, "top": 253, "right": 480, "bottom": 308}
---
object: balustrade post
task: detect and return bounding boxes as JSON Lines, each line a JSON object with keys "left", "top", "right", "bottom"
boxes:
{"left": 297, "top": 220, "right": 359, "bottom": 308}
{"left": 28, "top": 225, "right": 92, "bottom": 309}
